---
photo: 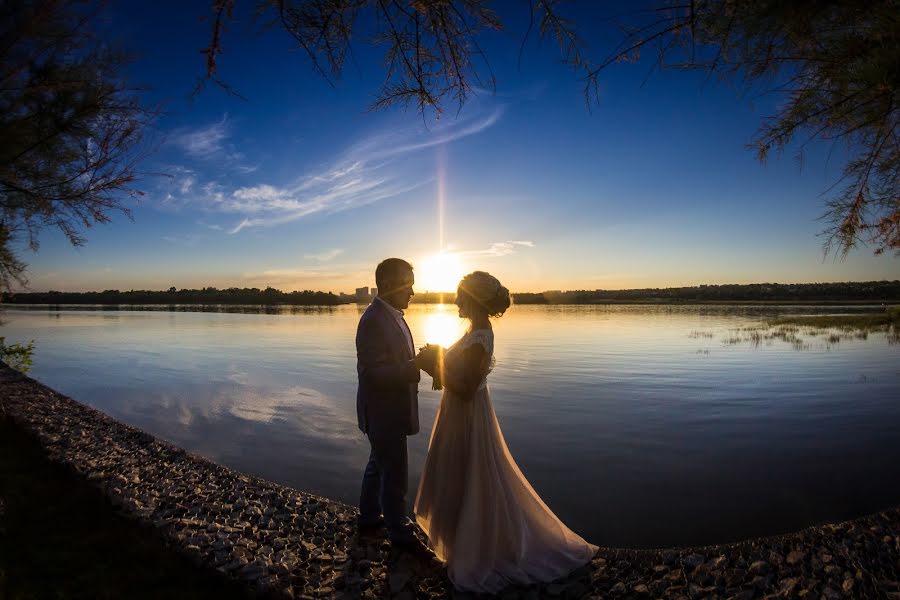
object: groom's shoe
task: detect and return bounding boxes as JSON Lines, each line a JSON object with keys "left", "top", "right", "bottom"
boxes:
{"left": 390, "top": 536, "right": 433, "bottom": 558}
{"left": 358, "top": 517, "right": 386, "bottom": 538}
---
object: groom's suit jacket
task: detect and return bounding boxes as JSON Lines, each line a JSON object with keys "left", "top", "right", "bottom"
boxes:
{"left": 356, "top": 299, "right": 420, "bottom": 437}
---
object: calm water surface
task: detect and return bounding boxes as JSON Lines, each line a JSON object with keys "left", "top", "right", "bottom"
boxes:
{"left": 2, "top": 304, "right": 899, "bottom": 548}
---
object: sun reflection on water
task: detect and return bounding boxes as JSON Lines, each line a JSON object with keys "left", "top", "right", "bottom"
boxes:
{"left": 421, "top": 305, "right": 465, "bottom": 347}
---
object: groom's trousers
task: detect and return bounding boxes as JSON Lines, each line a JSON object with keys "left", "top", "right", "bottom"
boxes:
{"left": 360, "top": 433, "right": 416, "bottom": 542}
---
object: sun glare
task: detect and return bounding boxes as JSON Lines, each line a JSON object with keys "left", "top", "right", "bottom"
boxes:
{"left": 416, "top": 252, "right": 466, "bottom": 293}
{"left": 423, "top": 309, "right": 465, "bottom": 347}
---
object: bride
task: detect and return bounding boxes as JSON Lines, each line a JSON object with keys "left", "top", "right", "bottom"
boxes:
{"left": 414, "top": 271, "right": 597, "bottom": 594}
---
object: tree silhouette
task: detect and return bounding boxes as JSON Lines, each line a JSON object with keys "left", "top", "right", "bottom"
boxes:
{"left": 0, "top": 0, "right": 154, "bottom": 291}
{"left": 202, "top": 0, "right": 899, "bottom": 257}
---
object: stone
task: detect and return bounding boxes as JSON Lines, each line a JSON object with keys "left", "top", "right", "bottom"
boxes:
{"left": 693, "top": 564, "right": 712, "bottom": 585}
{"left": 649, "top": 579, "right": 670, "bottom": 598}
{"left": 786, "top": 549, "right": 805, "bottom": 565}
{"left": 239, "top": 564, "right": 268, "bottom": 580}
{"left": 780, "top": 577, "right": 800, "bottom": 594}
{"left": 610, "top": 582, "right": 626, "bottom": 595}
{"left": 223, "top": 557, "right": 247, "bottom": 572}
{"left": 749, "top": 560, "right": 768, "bottom": 575}
{"left": 683, "top": 553, "right": 705, "bottom": 569}
{"left": 632, "top": 583, "right": 649, "bottom": 594}
{"left": 821, "top": 587, "right": 842, "bottom": 600}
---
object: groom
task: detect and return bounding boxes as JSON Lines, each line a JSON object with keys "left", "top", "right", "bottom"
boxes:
{"left": 356, "top": 258, "right": 430, "bottom": 553}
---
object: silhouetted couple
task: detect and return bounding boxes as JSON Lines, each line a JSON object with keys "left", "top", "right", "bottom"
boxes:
{"left": 356, "top": 258, "right": 596, "bottom": 593}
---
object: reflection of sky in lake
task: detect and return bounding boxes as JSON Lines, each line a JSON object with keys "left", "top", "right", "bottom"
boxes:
{"left": 2, "top": 304, "right": 899, "bottom": 547}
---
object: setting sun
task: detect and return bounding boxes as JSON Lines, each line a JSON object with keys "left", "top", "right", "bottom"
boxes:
{"left": 416, "top": 252, "right": 466, "bottom": 293}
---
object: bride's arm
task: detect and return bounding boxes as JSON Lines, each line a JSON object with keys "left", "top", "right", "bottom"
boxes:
{"left": 440, "top": 345, "right": 490, "bottom": 397}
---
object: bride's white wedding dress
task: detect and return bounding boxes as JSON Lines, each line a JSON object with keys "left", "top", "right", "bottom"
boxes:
{"left": 414, "top": 328, "right": 597, "bottom": 594}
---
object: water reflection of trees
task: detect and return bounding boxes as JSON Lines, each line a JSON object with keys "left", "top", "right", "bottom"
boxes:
{"left": 1, "top": 287, "right": 348, "bottom": 308}
{"left": 2, "top": 303, "right": 343, "bottom": 316}
{"left": 514, "top": 281, "right": 900, "bottom": 305}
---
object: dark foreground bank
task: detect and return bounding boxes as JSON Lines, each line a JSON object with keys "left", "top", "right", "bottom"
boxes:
{"left": 0, "top": 416, "right": 247, "bottom": 600}
{"left": 1, "top": 364, "right": 898, "bottom": 599}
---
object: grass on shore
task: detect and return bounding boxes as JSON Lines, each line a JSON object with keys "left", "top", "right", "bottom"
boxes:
{"left": 768, "top": 306, "right": 900, "bottom": 330}
{"left": 0, "top": 416, "right": 248, "bottom": 600}
{"left": 691, "top": 307, "right": 899, "bottom": 351}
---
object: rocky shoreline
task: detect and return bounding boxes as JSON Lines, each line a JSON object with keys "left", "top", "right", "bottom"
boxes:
{"left": 1, "top": 364, "right": 898, "bottom": 599}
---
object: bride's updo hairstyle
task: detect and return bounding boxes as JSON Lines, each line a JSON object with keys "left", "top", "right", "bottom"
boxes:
{"left": 457, "top": 271, "right": 511, "bottom": 318}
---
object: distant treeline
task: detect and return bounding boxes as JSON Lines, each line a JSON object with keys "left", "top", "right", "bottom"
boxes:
{"left": 2, "top": 280, "right": 898, "bottom": 306}
{"left": 512, "top": 281, "right": 900, "bottom": 304}
{"left": 1, "top": 287, "right": 347, "bottom": 306}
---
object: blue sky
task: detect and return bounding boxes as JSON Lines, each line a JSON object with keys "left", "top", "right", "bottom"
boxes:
{"left": 19, "top": 1, "right": 898, "bottom": 293}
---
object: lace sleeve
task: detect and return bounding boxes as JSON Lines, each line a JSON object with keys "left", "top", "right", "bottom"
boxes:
{"left": 461, "top": 330, "right": 494, "bottom": 355}
{"left": 441, "top": 330, "right": 494, "bottom": 394}
{"left": 459, "top": 329, "right": 495, "bottom": 376}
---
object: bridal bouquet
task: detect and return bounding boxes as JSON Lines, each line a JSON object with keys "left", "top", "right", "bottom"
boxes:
{"left": 417, "top": 343, "right": 445, "bottom": 390}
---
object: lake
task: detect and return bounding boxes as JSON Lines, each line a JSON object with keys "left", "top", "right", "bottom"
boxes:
{"left": 2, "top": 303, "right": 898, "bottom": 548}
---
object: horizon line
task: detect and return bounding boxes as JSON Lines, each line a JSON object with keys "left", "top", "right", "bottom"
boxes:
{"left": 5, "top": 279, "right": 899, "bottom": 297}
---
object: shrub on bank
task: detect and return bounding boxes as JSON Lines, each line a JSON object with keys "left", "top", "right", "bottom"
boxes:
{"left": 0, "top": 336, "right": 33, "bottom": 373}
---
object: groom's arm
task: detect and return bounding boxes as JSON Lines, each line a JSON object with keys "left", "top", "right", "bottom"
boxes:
{"left": 356, "top": 316, "right": 421, "bottom": 386}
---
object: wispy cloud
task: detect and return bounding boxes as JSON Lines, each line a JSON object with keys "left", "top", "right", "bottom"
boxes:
{"left": 460, "top": 240, "right": 535, "bottom": 257}
{"left": 170, "top": 116, "right": 230, "bottom": 158}
{"left": 179, "top": 176, "right": 195, "bottom": 194}
{"left": 225, "top": 176, "right": 423, "bottom": 234}
{"left": 347, "top": 107, "right": 503, "bottom": 162}
{"left": 158, "top": 104, "right": 504, "bottom": 234}
{"left": 304, "top": 249, "right": 344, "bottom": 262}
